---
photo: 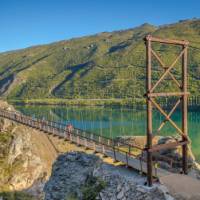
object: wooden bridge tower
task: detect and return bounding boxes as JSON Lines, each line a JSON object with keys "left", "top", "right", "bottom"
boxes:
{"left": 144, "top": 35, "right": 190, "bottom": 186}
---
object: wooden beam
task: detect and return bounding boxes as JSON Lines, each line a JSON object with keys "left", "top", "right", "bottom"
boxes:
{"left": 147, "top": 92, "right": 190, "bottom": 97}
{"left": 148, "top": 141, "right": 188, "bottom": 153}
{"left": 145, "top": 35, "right": 189, "bottom": 46}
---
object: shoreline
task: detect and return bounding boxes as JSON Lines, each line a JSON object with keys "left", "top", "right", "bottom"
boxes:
{"left": 7, "top": 98, "right": 146, "bottom": 108}
{"left": 7, "top": 98, "right": 200, "bottom": 111}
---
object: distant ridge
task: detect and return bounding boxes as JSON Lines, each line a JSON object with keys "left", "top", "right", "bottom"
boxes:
{"left": 0, "top": 19, "right": 200, "bottom": 104}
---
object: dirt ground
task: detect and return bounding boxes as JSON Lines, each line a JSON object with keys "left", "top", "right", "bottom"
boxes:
{"left": 160, "top": 174, "right": 200, "bottom": 200}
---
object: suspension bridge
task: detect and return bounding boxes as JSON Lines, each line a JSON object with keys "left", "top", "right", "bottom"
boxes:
{"left": 0, "top": 108, "right": 172, "bottom": 178}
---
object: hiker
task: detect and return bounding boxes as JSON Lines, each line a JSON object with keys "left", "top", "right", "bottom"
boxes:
{"left": 67, "top": 123, "right": 74, "bottom": 133}
{"left": 65, "top": 123, "right": 74, "bottom": 138}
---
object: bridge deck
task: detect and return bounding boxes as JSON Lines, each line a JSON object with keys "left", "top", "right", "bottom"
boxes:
{"left": 0, "top": 109, "right": 172, "bottom": 178}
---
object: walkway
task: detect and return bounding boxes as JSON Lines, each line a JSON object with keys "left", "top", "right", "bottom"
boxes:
{"left": 160, "top": 174, "right": 200, "bottom": 198}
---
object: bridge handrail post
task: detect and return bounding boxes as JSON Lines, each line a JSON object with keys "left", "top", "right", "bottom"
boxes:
{"left": 52, "top": 123, "right": 55, "bottom": 135}
{"left": 30, "top": 118, "right": 33, "bottom": 127}
{"left": 92, "top": 134, "right": 97, "bottom": 153}
{"left": 139, "top": 156, "right": 143, "bottom": 175}
{"left": 153, "top": 156, "right": 158, "bottom": 178}
{"left": 84, "top": 132, "right": 88, "bottom": 149}
{"left": 125, "top": 152, "right": 129, "bottom": 167}
{"left": 98, "top": 136, "right": 101, "bottom": 144}
{"left": 59, "top": 123, "right": 62, "bottom": 136}
{"left": 37, "top": 119, "right": 40, "bottom": 129}
{"left": 39, "top": 120, "right": 42, "bottom": 130}
{"left": 69, "top": 131, "right": 73, "bottom": 143}
{"left": 113, "top": 140, "right": 117, "bottom": 162}
{"left": 102, "top": 143, "right": 105, "bottom": 156}
{"left": 76, "top": 129, "right": 80, "bottom": 146}
{"left": 107, "top": 138, "right": 110, "bottom": 147}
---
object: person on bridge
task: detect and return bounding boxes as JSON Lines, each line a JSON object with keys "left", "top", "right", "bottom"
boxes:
{"left": 65, "top": 123, "right": 74, "bottom": 139}
{"left": 65, "top": 123, "right": 74, "bottom": 137}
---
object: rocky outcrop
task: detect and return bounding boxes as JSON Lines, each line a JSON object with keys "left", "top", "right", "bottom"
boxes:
{"left": 44, "top": 152, "right": 174, "bottom": 200}
{"left": 0, "top": 101, "right": 57, "bottom": 198}
{"left": 44, "top": 152, "right": 101, "bottom": 200}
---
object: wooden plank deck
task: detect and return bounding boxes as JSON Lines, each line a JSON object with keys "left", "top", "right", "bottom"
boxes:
{"left": 67, "top": 131, "right": 172, "bottom": 177}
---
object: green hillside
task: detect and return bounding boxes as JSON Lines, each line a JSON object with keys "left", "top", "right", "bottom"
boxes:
{"left": 0, "top": 19, "right": 200, "bottom": 105}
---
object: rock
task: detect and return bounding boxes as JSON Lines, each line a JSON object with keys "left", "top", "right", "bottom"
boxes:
{"left": 117, "top": 184, "right": 121, "bottom": 192}
{"left": 63, "top": 46, "right": 70, "bottom": 51}
{"left": 44, "top": 152, "right": 101, "bottom": 200}
{"left": 117, "top": 190, "right": 124, "bottom": 199}
{"left": 0, "top": 100, "right": 57, "bottom": 198}
{"left": 44, "top": 152, "right": 175, "bottom": 200}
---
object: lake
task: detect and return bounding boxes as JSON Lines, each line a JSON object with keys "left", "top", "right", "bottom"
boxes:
{"left": 15, "top": 105, "right": 200, "bottom": 162}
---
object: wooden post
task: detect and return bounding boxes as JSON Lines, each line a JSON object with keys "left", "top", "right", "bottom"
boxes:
{"left": 84, "top": 132, "right": 88, "bottom": 149}
{"left": 126, "top": 152, "right": 128, "bottom": 167}
{"left": 128, "top": 145, "right": 131, "bottom": 156}
{"left": 146, "top": 35, "right": 153, "bottom": 187}
{"left": 93, "top": 141, "right": 96, "bottom": 153}
{"left": 102, "top": 144, "right": 106, "bottom": 157}
{"left": 77, "top": 130, "right": 80, "bottom": 146}
{"left": 70, "top": 132, "right": 73, "bottom": 143}
{"left": 108, "top": 139, "right": 110, "bottom": 146}
{"left": 113, "top": 141, "right": 117, "bottom": 163}
{"left": 182, "top": 44, "right": 188, "bottom": 174}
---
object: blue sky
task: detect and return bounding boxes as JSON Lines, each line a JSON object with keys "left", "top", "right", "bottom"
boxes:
{"left": 0, "top": 0, "right": 200, "bottom": 52}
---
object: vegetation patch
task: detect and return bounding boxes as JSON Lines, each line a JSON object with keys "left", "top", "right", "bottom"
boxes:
{"left": 0, "top": 191, "right": 34, "bottom": 200}
{"left": 81, "top": 176, "right": 106, "bottom": 200}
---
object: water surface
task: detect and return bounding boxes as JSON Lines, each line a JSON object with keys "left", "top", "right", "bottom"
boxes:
{"left": 15, "top": 105, "right": 200, "bottom": 162}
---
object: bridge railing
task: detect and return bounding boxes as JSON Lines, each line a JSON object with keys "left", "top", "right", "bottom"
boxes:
{"left": 0, "top": 108, "right": 176, "bottom": 175}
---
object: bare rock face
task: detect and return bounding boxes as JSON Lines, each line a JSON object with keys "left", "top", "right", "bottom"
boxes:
{"left": 44, "top": 152, "right": 174, "bottom": 200}
{"left": 0, "top": 101, "right": 57, "bottom": 198}
{"left": 7, "top": 128, "right": 46, "bottom": 191}
{"left": 0, "top": 119, "right": 48, "bottom": 194}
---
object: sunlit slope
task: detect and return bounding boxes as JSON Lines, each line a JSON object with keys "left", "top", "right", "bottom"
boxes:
{"left": 0, "top": 19, "right": 200, "bottom": 102}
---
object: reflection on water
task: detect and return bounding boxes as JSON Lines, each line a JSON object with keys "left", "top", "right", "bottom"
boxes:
{"left": 15, "top": 105, "right": 200, "bottom": 161}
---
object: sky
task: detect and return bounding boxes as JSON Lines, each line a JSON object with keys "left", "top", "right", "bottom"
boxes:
{"left": 0, "top": 0, "right": 200, "bottom": 52}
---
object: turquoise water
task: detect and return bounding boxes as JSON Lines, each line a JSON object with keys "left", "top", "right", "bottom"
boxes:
{"left": 15, "top": 105, "right": 200, "bottom": 161}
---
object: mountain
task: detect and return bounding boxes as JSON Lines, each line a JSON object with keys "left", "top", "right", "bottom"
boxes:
{"left": 0, "top": 19, "right": 200, "bottom": 105}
